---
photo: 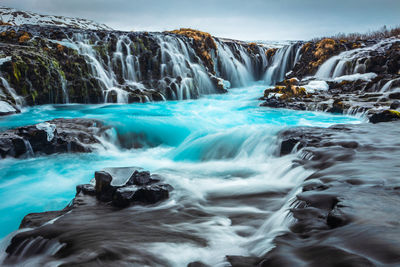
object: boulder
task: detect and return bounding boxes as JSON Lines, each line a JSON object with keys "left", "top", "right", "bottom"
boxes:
{"left": 126, "top": 170, "right": 151, "bottom": 186}
{"left": 131, "top": 184, "right": 172, "bottom": 204}
{"left": 369, "top": 110, "right": 400, "bottom": 123}
{"left": 95, "top": 171, "right": 115, "bottom": 201}
{"left": 77, "top": 167, "right": 173, "bottom": 207}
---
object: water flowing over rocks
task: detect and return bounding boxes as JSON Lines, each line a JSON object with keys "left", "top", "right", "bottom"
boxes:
{"left": 228, "top": 121, "right": 400, "bottom": 266}
{"left": 3, "top": 167, "right": 174, "bottom": 266}
{"left": 0, "top": 118, "right": 111, "bottom": 158}
{"left": 260, "top": 37, "right": 400, "bottom": 121}
{"left": 0, "top": 21, "right": 268, "bottom": 111}
{"left": 1, "top": 6, "right": 400, "bottom": 267}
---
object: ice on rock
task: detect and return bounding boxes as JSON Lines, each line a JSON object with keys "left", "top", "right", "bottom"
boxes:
{"left": 303, "top": 81, "right": 329, "bottom": 93}
{"left": 0, "top": 101, "right": 16, "bottom": 114}
{"left": 36, "top": 122, "right": 57, "bottom": 141}
{"left": 333, "top": 73, "right": 378, "bottom": 83}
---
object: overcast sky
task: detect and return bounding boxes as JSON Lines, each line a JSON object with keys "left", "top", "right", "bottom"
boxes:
{"left": 1, "top": 0, "right": 399, "bottom": 40}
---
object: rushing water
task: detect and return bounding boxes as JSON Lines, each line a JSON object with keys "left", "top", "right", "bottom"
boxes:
{"left": 0, "top": 83, "right": 361, "bottom": 264}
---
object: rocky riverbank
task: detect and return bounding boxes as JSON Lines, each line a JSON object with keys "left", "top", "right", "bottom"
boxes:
{"left": 0, "top": 118, "right": 111, "bottom": 158}
{"left": 229, "top": 121, "right": 400, "bottom": 266}
{"left": 4, "top": 167, "right": 174, "bottom": 266}
{"left": 260, "top": 37, "right": 400, "bottom": 123}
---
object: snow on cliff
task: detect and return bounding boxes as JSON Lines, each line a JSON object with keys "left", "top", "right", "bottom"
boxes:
{"left": 0, "top": 6, "right": 112, "bottom": 30}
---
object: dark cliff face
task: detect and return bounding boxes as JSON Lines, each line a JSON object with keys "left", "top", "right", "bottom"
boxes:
{"left": 0, "top": 25, "right": 268, "bottom": 112}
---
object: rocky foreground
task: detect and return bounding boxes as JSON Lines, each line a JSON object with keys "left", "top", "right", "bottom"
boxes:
{"left": 229, "top": 121, "right": 400, "bottom": 266}
{"left": 3, "top": 120, "right": 400, "bottom": 266}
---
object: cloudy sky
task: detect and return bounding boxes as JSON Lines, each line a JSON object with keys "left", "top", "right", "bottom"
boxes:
{"left": 1, "top": 0, "right": 399, "bottom": 40}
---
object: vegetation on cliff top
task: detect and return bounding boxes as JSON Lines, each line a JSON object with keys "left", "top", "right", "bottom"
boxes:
{"left": 313, "top": 25, "right": 400, "bottom": 41}
{"left": 168, "top": 28, "right": 217, "bottom": 72}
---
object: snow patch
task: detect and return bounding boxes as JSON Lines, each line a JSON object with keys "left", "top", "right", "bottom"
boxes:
{"left": 0, "top": 101, "right": 16, "bottom": 114}
{"left": 0, "top": 56, "right": 12, "bottom": 65}
{"left": 0, "top": 6, "right": 112, "bottom": 31}
{"left": 333, "top": 73, "right": 378, "bottom": 83}
{"left": 303, "top": 81, "right": 329, "bottom": 93}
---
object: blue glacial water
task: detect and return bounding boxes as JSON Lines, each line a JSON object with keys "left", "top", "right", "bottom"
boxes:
{"left": 0, "top": 83, "right": 362, "bottom": 239}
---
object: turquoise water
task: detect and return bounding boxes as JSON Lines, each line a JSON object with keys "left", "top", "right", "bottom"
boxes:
{"left": 0, "top": 83, "right": 361, "bottom": 238}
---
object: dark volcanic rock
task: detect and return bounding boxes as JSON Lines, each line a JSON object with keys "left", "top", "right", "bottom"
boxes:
{"left": 81, "top": 167, "right": 173, "bottom": 207}
{"left": 131, "top": 184, "right": 171, "bottom": 204}
{"left": 0, "top": 118, "right": 110, "bottom": 158}
{"left": 390, "top": 100, "right": 400, "bottom": 109}
{"left": 126, "top": 170, "right": 151, "bottom": 185}
{"left": 228, "top": 122, "right": 400, "bottom": 266}
{"left": 369, "top": 109, "right": 400, "bottom": 123}
{"left": 4, "top": 167, "right": 175, "bottom": 266}
{"left": 95, "top": 171, "right": 115, "bottom": 201}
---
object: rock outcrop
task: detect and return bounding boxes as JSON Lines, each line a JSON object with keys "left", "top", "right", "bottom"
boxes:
{"left": 4, "top": 167, "right": 173, "bottom": 266}
{"left": 0, "top": 118, "right": 111, "bottom": 158}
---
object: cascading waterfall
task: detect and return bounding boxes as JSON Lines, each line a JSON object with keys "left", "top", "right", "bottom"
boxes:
{"left": 264, "top": 42, "right": 303, "bottom": 85}
{"left": 52, "top": 32, "right": 271, "bottom": 103}
{"left": 214, "top": 41, "right": 253, "bottom": 87}
{"left": 0, "top": 56, "right": 24, "bottom": 110}
{"left": 315, "top": 38, "right": 398, "bottom": 79}
{"left": 156, "top": 34, "right": 215, "bottom": 99}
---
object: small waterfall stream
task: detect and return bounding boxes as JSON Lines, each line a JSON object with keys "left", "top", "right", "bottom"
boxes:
{"left": 264, "top": 42, "right": 303, "bottom": 85}
{"left": 315, "top": 38, "right": 398, "bottom": 79}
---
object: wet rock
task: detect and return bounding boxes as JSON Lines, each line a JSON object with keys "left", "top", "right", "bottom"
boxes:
{"left": 260, "top": 98, "right": 287, "bottom": 108}
{"left": 126, "top": 170, "right": 151, "bottom": 186}
{"left": 0, "top": 118, "right": 110, "bottom": 158}
{"left": 256, "top": 122, "right": 400, "bottom": 267}
{"left": 390, "top": 100, "right": 400, "bottom": 109}
{"left": 78, "top": 167, "right": 173, "bottom": 207}
{"left": 112, "top": 186, "right": 136, "bottom": 207}
{"left": 131, "top": 184, "right": 171, "bottom": 204}
{"left": 280, "top": 138, "right": 300, "bottom": 156}
{"left": 327, "top": 99, "right": 344, "bottom": 114}
{"left": 76, "top": 184, "right": 96, "bottom": 196}
{"left": 95, "top": 171, "right": 115, "bottom": 201}
{"left": 369, "top": 109, "right": 400, "bottom": 123}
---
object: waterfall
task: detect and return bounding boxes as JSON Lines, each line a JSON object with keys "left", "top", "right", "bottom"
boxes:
{"left": 213, "top": 40, "right": 261, "bottom": 87}
{"left": 0, "top": 77, "right": 24, "bottom": 108}
{"left": 156, "top": 34, "right": 215, "bottom": 99}
{"left": 315, "top": 38, "right": 398, "bottom": 79}
{"left": 0, "top": 28, "right": 272, "bottom": 106}
{"left": 264, "top": 42, "right": 303, "bottom": 85}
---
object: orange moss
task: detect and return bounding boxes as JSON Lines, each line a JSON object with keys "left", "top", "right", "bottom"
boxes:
{"left": 301, "top": 42, "right": 312, "bottom": 53}
{"left": 18, "top": 32, "right": 31, "bottom": 43}
{"left": 308, "top": 38, "right": 338, "bottom": 68}
{"left": 57, "top": 43, "right": 65, "bottom": 52}
{"left": 169, "top": 28, "right": 217, "bottom": 72}
{"left": 264, "top": 79, "right": 309, "bottom": 100}
{"left": 1, "top": 30, "right": 16, "bottom": 38}
{"left": 0, "top": 21, "right": 12, "bottom": 26}
{"left": 265, "top": 48, "right": 278, "bottom": 59}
